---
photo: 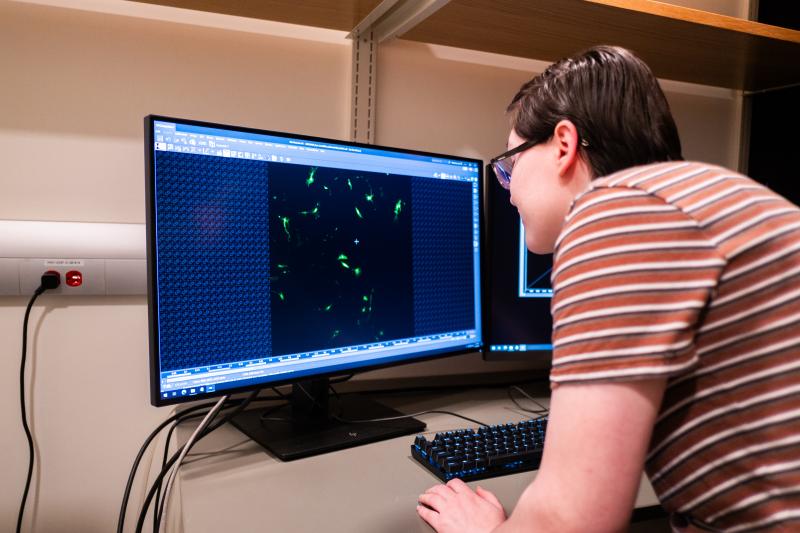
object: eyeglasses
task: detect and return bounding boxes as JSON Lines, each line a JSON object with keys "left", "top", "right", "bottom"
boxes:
{"left": 488, "top": 139, "right": 539, "bottom": 190}
{"left": 488, "top": 137, "right": 589, "bottom": 189}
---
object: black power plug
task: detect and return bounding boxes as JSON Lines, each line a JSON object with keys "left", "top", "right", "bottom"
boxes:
{"left": 39, "top": 270, "right": 61, "bottom": 292}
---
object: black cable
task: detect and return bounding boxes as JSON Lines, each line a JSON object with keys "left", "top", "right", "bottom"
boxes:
{"left": 337, "top": 376, "right": 550, "bottom": 399}
{"left": 259, "top": 385, "right": 490, "bottom": 427}
{"left": 138, "top": 390, "right": 259, "bottom": 533}
{"left": 118, "top": 393, "right": 281, "bottom": 533}
{"left": 507, "top": 385, "right": 549, "bottom": 415}
{"left": 17, "top": 273, "right": 58, "bottom": 533}
{"left": 301, "top": 382, "right": 490, "bottom": 427}
{"left": 147, "top": 394, "right": 253, "bottom": 533}
{"left": 154, "top": 410, "right": 205, "bottom": 532}
{"left": 329, "top": 374, "right": 354, "bottom": 385}
{"left": 154, "top": 398, "right": 229, "bottom": 530}
{"left": 117, "top": 401, "right": 219, "bottom": 533}
{"left": 332, "top": 409, "right": 489, "bottom": 427}
{"left": 153, "top": 393, "right": 282, "bottom": 529}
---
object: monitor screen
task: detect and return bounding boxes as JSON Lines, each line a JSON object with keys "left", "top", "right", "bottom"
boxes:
{"left": 483, "top": 170, "right": 553, "bottom": 359}
{"left": 145, "top": 116, "right": 483, "bottom": 406}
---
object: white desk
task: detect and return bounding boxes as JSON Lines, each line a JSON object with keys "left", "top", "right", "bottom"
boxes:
{"left": 173, "top": 387, "right": 662, "bottom": 533}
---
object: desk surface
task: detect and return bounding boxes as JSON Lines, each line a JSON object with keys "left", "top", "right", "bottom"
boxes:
{"left": 174, "top": 386, "right": 660, "bottom": 533}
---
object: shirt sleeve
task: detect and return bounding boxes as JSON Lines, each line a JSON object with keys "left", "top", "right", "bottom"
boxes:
{"left": 549, "top": 186, "right": 726, "bottom": 384}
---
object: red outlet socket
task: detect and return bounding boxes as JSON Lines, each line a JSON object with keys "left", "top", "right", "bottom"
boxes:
{"left": 65, "top": 270, "right": 83, "bottom": 287}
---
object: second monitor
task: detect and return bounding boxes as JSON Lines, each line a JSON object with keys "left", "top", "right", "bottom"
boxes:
{"left": 483, "top": 168, "right": 554, "bottom": 361}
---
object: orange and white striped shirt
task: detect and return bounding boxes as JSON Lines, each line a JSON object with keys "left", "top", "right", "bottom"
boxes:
{"left": 551, "top": 161, "right": 800, "bottom": 531}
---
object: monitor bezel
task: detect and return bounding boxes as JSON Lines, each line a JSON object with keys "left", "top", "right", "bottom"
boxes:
{"left": 480, "top": 164, "right": 553, "bottom": 362}
{"left": 145, "top": 114, "right": 485, "bottom": 407}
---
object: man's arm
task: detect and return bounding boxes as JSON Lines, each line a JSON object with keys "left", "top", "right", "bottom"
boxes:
{"left": 496, "top": 378, "right": 666, "bottom": 532}
{"left": 418, "top": 378, "right": 666, "bottom": 533}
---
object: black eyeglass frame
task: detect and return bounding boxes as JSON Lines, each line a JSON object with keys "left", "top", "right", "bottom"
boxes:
{"left": 488, "top": 136, "right": 589, "bottom": 189}
{"left": 488, "top": 139, "right": 540, "bottom": 190}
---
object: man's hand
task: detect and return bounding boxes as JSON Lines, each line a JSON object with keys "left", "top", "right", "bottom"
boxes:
{"left": 417, "top": 478, "right": 506, "bottom": 533}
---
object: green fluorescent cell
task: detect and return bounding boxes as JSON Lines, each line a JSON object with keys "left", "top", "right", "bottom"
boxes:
{"left": 332, "top": 329, "right": 341, "bottom": 338}
{"left": 306, "top": 167, "right": 317, "bottom": 186}
{"left": 278, "top": 292, "right": 285, "bottom": 301}
{"left": 353, "top": 267, "right": 362, "bottom": 277}
{"left": 362, "top": 295, "right": 369, "bottom": 302}
{"left": 393, "top": 199, "right": 404, "bottom": 220}
{"left": 340, "top": 261, "right": 350, "bottom": 269}
{"left": 324, "top": 304, "right": 332, "bottom": 311}
{"left": 300, "top": 203, "right": 320, "bottom": 217}
{"left": 280, "top": 216, "right": 291, "bottom": 239}
{"left": 347, "top": 178, "right": 352, "bottom": 190}
{"left": 355, "top": 206, "right": 363, "bottom": 219}
{"left": 337, "top": 253, "right": 348, "bottom": 261}
{"left": 365, "top": 188, "right": 374, "bottom": 202}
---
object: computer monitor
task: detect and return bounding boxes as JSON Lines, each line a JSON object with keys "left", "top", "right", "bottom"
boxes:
{"left": 145, "top": 116, "right": 482, "bottom": 459}
{"left": 482, "top": 168, "right": 553, "bottom": 361}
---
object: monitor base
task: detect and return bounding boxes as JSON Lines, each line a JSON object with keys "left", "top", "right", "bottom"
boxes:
{"left": 231, "top": 385, "right": 424, "bottom": 461}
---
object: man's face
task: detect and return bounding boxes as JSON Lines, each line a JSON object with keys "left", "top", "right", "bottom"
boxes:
{"left": 507, "top": 129, "right": 574, "bottom": 254}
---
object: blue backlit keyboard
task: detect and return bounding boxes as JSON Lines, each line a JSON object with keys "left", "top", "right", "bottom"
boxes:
{"left": 410, "top": 417, "right": 547, "bottom": 482}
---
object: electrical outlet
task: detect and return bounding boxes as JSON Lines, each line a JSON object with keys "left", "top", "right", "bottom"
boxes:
{"left": 20, "top": 259, "right": 106, "bottom": 295}
{"left": 0, "top": 220, "right": 147, "bottom": 297}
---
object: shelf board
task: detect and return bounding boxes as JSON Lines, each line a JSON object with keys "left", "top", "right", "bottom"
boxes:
{"left": 135, "top": 0, "right": 385, "bottom": 32}
{"left": 399, "top": 0, "right": 800, "bottom": 91}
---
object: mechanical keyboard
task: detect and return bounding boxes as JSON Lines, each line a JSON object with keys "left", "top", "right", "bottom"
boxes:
{"left": 410, "top": 417, "right": 547, "bottom": 482}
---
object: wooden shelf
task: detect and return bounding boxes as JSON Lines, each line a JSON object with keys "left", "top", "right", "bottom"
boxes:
{"left": 400, "top": 0, "right": 800, "bottom": 91}
{"left": 137, "top": 0, "right": 800, "bottom": 91}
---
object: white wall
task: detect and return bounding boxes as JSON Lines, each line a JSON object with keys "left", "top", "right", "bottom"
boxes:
{"left": 0, "top": 2, "right": 351, "bottom": 531}
{"left": 0, "top": 1, "right": 744, "bottom": 531}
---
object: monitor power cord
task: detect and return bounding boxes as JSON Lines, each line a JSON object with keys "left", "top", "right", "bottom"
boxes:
{"left": 17, "top": 271, "right": 60, "bottom": 533}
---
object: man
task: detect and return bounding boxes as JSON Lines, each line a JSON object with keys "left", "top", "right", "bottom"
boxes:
{"left": 417, "top": 46, "right": 800, "bottom": 532}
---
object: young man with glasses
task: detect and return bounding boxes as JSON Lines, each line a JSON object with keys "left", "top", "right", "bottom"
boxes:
{"left": 417, "top": 45, "right": 800, "bottom": 533}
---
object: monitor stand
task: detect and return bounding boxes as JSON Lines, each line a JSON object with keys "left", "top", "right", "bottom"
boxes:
{"left": 230, "top": 378, "right": 425, "bottom": 461}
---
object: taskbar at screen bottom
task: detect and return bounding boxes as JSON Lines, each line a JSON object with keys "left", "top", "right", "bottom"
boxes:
{"left": 158, "top": 331, "right": 480, "bottom": 400}
{"left": 488, "top": 344, "right": 552, "bottom": 352}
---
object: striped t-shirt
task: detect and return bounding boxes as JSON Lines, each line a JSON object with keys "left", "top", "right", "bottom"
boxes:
{"left": 550, "top": 161, "right": 800, "bottom": 531}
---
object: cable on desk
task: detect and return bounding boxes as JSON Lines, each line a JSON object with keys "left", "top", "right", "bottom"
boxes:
{"left": 118, "top": 393, "right": 282, "bottom": 533}
{"left": 507, "top": 385, "right": 550, "bottom": 415}
{"left": 332, "top": 410, "right": 489, "bottom": 428}
{"left": 153, "top": 394, "right": 283, "bottom": 530}
{"left": 156, "top": 395, "right": 229, "bottom": 531}
{"left": 136, "top": 390, "right": 259, "bottom": 533}
{"left": 315, "top": 382, "right": 491, "bottom": 427}
{"left": 336, "top": 376, "right": 550, "bottom": 399}
{"left": 329, "top": 373, "right": 354, "bottom": 385}
{"left": 118, "top": 400, "right": 220, "bottom": 533}
{"left": 256, "top": 383, "right": 490, "bottom": 427}
{"left": 259, "top": 381, "right": 553, "bottom": 429}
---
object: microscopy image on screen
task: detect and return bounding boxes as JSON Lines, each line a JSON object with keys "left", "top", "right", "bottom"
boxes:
{"left": 268, "top": 163, "right": 415, "bottom": 355}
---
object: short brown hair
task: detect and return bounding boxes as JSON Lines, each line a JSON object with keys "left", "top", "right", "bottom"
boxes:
{"left": 508, "top": 45, "right": 682, "bottom": 178}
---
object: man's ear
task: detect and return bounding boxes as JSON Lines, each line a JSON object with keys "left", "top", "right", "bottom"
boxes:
{"left": 553, "top": 120, "right": 581, "bottom": 178}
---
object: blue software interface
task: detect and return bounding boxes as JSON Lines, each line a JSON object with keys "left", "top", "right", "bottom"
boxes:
{"left": 149, "top": 118, "right": 482, "bottom": 402}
